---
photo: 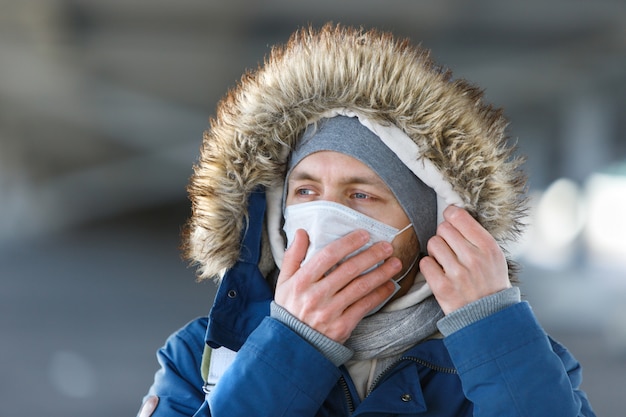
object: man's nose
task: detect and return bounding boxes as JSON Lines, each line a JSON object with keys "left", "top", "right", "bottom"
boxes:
{"left": 319, "top": 192, "right": 346, "bottom": 206}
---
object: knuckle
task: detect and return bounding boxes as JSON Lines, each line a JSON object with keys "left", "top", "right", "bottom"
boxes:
{"left": 446, "top": 264, "right": 466, "bottom": 281}
{"left": 486, "top": 244, "right": 504, "bottom": 262}
{"left": 372, "top": 241, "right": 392, "bottom": 258}
{"left": 291, "top": 276, "right": 309, "bottom": 293}
{"left": 335, "top": 326, "right": 351, "bottom": 343}
{"left": 316, "top": 247, "right": 339, "bottom": 267}
{"left": 376, "top": 263, "right": 397, "bottom": 281}
{"left": 354, "top": 277, "right": 372, "bottom": 294}
{"left": 437, "top": 221, "right": 450, "bottom": 234}
{"left": 339, "top": 259, "right": 361, "bottom": 278}
{"left": 298, "top": 293, "right": 315, "bottom": 311}
{"left": 465, "top": 255, "right": 482, "bottom": 272}
{"left": 312, "top": 309, "right": 331, "bottom": 325}
{"left": 360, "top": 297, "right": 376, "bottom": 313}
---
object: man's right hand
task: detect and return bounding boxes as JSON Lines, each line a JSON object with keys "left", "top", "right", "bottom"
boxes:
{"left": 274, "top": 229, "right": 401, "bottom": 344}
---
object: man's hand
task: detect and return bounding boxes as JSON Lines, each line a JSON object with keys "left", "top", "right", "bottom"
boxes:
{"left": 420, "top": 205, "right": 510, "bottom": 315}
{"left": 274, "top": 229, "right": 401, "bottom": 344}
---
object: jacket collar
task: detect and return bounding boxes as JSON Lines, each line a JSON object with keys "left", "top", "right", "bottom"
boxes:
{"left": 204, "top": 189, "right": 273, "bottom": 351}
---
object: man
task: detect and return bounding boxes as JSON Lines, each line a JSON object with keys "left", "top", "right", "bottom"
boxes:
{"left": 138, "top": 24, "right": 595, "bottom": 416}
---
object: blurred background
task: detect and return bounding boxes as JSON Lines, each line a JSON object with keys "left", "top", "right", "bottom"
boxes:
{"left": 1, "top": 0, "right": 625, "bottom": 415}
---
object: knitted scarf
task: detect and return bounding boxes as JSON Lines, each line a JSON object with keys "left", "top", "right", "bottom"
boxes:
{"left": 344, "top": 295, "right": 443, "bottom": 361}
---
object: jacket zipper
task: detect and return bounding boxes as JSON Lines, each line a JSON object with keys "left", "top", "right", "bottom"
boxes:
{"left": 339, "top": 375, "right": 355, "bottom": 414}
{"left": 367, "top": 356, "right": 457, "bottom": 396}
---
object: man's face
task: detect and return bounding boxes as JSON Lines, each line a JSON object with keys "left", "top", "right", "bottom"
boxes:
{"left": 285, "top": 151, "right": 420, "bottom": 293}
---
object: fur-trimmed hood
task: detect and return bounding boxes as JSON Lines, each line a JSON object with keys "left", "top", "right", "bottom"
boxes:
{"left": 183, "top": 24, "right": 527, "bottom": 282}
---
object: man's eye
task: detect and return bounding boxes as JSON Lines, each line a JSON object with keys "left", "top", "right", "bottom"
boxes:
{"left": 296, "top": 188, "right": 315, "bottom": 196}
{"left": 352, "top": 192, "right": 370, "bottom": 199}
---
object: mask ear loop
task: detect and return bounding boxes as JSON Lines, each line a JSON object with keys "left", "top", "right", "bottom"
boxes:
{"left": 389, "top": 222, "right": 423, "bottom": 284}
{"left": 396, "top": 223, "right": 413, "bottom": 236}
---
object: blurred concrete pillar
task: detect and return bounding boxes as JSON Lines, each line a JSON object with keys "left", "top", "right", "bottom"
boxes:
{"left": 0, "top": 121, "right": 34, "bottom": 241}
{"left": 513, "top": 110, "right": 559, "bottom": 190}
{"left": 560, "top": 93, "right": 614, "bottom": 183}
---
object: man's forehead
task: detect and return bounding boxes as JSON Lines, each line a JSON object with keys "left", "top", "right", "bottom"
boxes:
{"left": 288, "top": 151, "right": 390, "bottom": 188}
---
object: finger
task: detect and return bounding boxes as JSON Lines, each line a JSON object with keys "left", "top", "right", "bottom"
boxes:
{"left": 335, "top": 254, "right": 402, "bottom": 308}
{"left": 324, "top": 241, "right": 394, "bottom": 290}
{"left": 310, "top": 276, "right": 396, "bottom": 344}
{"left": 433, "top": 219, "right": 479, "bottom": 269}
{"left": 419, "top": 255, "right": 443, "bottom": 280}
{"left": 301, "top": 229, "right": 370, "bottom": 282}
{"left": 342, "top": 277, "right": 396, "bottom": 322}
{"left": 443, "top": 205, "right": 493, "bottom": 249}
{"left": 419, "top": 255, "right": 447, "bottom": 291}
{"left": 276, "top": 229, "right": 309, "bottom": 286}
{"left": 442, "top": 206, "right": 504, "bottom": 266}
{"left": 419, "top": 255, "right": 459, "bottom": 315}
{"left": 426, "top": 234, "right": 460, "bottom": 274}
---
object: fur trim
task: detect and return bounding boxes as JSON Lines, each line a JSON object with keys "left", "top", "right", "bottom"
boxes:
{"left": 183, "top": 24, "right": 527, "bottom": 282}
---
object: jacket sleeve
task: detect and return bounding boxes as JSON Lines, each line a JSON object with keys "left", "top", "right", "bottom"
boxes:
{"left": 208, "top": 316, "right": 343, "bottom": 417}
{"left": 139, "top": 318, "right": 208, "bottom": 417}
{"left": 443, "top": 301, "right": 596, "bottom": 417}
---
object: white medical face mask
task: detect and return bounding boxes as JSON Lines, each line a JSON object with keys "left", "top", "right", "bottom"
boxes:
{"left": 283, "top": 200, "right": 415, "bottom": 315}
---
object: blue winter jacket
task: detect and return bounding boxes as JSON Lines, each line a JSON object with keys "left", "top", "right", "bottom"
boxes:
{"left": 142, "top": 191, "right": 596, "bottom": 417}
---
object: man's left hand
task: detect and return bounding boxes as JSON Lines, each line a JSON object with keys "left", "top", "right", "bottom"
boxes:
{"left": 420, "top": 205, "right": 510, "bottom": 315}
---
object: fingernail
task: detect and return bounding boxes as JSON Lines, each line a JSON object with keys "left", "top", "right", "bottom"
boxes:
{"left": 380, "top": 241, "right": 393, "bottom": 255}
{"left": 356, "top": 229, "right": 369, "bottom": 242}
{"left": 389, "top": 257, "right": 402, "bottom": 270}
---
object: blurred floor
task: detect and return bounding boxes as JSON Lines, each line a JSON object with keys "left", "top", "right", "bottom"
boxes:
{"left": 0, "top": 203, "right": 623, "bottom": 416}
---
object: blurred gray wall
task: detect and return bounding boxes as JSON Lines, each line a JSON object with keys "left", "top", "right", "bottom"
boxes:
{"left": 1, "top": 1, "right": 625, "bottom": 416}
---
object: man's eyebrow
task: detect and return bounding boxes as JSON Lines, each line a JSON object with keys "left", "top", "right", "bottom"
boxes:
{"left": 343, "top": 174, "right": 388, "bottom": 187}
{"left": 288, "top": 171, "right": 317, "bottom": 182}
{"left": 288, "top": 171, "right": 389, "bottom": 189}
